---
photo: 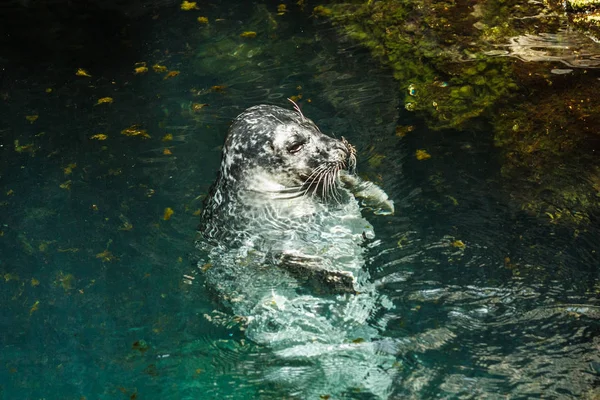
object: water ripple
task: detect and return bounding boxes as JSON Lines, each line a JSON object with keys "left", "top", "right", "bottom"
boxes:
{"left": 494, "top": 29, "right": 600, "bottom": 68}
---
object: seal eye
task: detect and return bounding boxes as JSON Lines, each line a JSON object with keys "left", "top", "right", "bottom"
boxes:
{"left": 287, "top": 142, "right": 304, "bottom": 154}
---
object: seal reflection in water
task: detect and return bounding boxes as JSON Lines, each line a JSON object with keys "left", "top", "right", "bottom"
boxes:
{"left": 197, "top": 101, "right": 396, "bottom": 399}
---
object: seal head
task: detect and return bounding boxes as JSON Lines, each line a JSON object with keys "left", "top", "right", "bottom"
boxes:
{"left": 222, "top": 104, "right": 354, "bottom": 194}
{"left": 201, "top": 103, "right": 358, "bottom": 241}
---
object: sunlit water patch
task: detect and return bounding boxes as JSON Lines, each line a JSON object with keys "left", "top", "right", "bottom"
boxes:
{"left": 197, "top": 196, "right": 397, "bottom": 398}
{"left": 494, "top": 29, "right": 600, "bottom": 68}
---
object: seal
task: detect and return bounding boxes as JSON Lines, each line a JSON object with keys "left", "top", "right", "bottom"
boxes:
{"left": 197, "top": 101, "right": 396, "bottom": 399}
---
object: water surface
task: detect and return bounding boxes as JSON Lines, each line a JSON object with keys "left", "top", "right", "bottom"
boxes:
{"left": 1, "top": 1, "right": 599, "bottom": 399}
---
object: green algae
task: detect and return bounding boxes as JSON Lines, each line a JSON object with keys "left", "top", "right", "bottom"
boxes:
{"left": 319, "top": 0, "right": 526, "bottom": 130}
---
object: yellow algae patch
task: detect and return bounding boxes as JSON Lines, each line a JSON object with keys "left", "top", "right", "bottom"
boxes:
{"left": 96, "top": 97, "right": 113, "bottom": 105}
{"left": 163, "top": 148, "right": 172, "bottom": 155}
{"left": 14, "top": 140, "right": 35, "bottom": 154}
{"left": 368, "top": 153, "right": 385, "bottom": 168}
{"left": 31, "top": 278, "right": 40, "bottom": 287}
{"left": 134, "top": 65, "right": 148, "bottom": 74}
{"left": 451, "top": 240, "right": 466, "bottom": 249}
{"left": 162, "top": 134, "right": 173, "bottom": 142}
{"left": 90, "top": 134, "right": 108, "bottom": 141}
{"left": 118, "top": 214, "right": 133, "bottom": 231}
{"left": 96, "top": 250, "right": 116, "bottom": 262}
{"left": 121, "top": 125, "right": 150, "bottom": 139}
{"left": 119, "top": 222, "right": 133, "bottom": 231}
{"left": 6, "top": 189, "right": 14, "bottom": 196}
{"left": 415, "top": 149, "right": 431, "bottom": 160}
{"left": 395, "top": 125, "right": 415, "bottom": 138}
{"left": 197, "top": 16, "right": 208, "bottom": 24}
{"left": 63, "top": 163, "right": 76, "bottom": 176}
{"left": 397, "top": 234, "right": 409, "bottom": 249}
{"left": 312, "top": 5, "right": 332, "bottom": 17}
{"left": 57, "top": 248, "right": 79, "bottom": 253}
{"left": 164, "top": 70, "right": 180, "bottom": 80}
{"left": 152, "top": 64, "right": 168, "bottom": 73}
{"left": 277, "top": 4, "right": 287, "bottom": 14}
{"left": 59, "top": 180, "right": 72, "bottom": 190}
{"left": 240, "top": 31, "right": 257, "bottom": 38}
{"left": 163, "top": 207, "right": 174, "bottom": 220}
{"left": 181, "top": 1, "right": 198, "bottom": 10}
{"left": 4, "top": 273, "right": 19, "bottom": 282}
{"left": 76, "top": 68, "right": 92, "bottom": 77}
{"left": 45, "top": 88, "right": 53, "bottom": 93}
{"left": 191, "top": 103, "right": 208, "bottom": 112}
{"left": 29, "top": 300, "right": 40, "bottom": 315}
{"left": 211, "top": 85, "right": 226, "bottom": 92}
{"left": 201, "top": 262, "right": 212, "bottom": 272}
{"left": 446, "top": 195, "right": 459, "bottom": 206}
{"left": 58, "top": 273, "right": 75, "bottom": 290}
{"left": 25, "top": 115, "right": 39, "bottom": 123}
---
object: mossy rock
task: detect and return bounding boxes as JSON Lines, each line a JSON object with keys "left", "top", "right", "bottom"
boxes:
{"left": 322, "top": 0, "right": 600, "bottom": 226}
{"left": 321, "top": 0, "right": 526, "bottom": 130}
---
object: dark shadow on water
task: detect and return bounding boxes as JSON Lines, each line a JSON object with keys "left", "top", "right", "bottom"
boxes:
{"left": 0, "top": 2, "right": 150, "bottom": 71}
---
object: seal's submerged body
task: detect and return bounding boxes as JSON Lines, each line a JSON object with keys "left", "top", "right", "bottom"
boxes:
{"left": 197, "top": 103, "right": 396, "bottom": 398}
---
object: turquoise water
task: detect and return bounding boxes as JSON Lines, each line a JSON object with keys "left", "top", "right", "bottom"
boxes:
{"left": 1, "top": 1, "right": 599, "bottom": 399}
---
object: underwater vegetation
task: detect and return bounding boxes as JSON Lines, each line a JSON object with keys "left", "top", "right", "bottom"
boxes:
{"left": 493, "top": 67, "right": 600, "bottom": 228}
{"left": 318, "top": 0, "right": 600, "bottom": 228}
{"left": 316, "top": 0, "right": 526, "bottom": 130}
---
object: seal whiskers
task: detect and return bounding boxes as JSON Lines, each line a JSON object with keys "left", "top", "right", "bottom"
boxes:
{"left": 287, "top": 97, "right": 306, "bottom": 121}
{"left": 261, "top": 161, "right": 346, "bottom": 204}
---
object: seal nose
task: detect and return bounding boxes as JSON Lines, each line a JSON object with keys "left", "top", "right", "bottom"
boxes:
{"left": 323, "top": 138, "right": 347, "bottom": 162}
{"left": 334, "top": 143, "right": 348, "bottom": 162}
{"left": 319, "top": 135, "right": 350, "bottom": 163}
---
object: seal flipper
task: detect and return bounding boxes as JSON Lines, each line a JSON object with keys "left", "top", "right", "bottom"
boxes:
{"left": 339, "top": 172, "right": 395, "bottom": 215}
{"left": 273, "top": 251, "right": 357, "bottom": 295}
